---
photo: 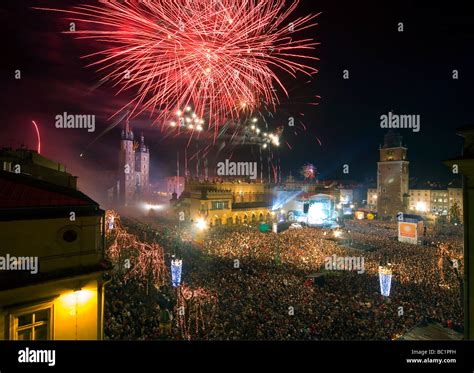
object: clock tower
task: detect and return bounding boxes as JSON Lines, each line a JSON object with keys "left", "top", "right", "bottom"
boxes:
{"left": 377, "top": 131, "right": 409, "bottom": 219}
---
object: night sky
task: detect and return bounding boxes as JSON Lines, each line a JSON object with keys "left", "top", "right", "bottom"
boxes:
{"left": 1, "top": 0, "right": 473, "bottom": 189}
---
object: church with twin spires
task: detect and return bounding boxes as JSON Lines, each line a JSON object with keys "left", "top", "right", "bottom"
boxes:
{"left": 117, "top": 119, "right": 150, "bottom": 206}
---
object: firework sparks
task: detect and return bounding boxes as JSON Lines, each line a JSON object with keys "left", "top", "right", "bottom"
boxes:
{"left": 301, "top": 163, "right": 316, "bottom": 180}
{"left": 37, "top": 1, "right": 320, "bottom": 138}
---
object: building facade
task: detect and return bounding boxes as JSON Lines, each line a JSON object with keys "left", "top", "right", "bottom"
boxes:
{"left": 166, "top": 176, "right": 185, "bottom": 198}
{"left": 173, "top": 180, "right": 273, "bottom": 226}
{"left": 409, "top": 188, "right": 431, "bottom": 213}
{"left": 367, "top": 188, "right": 378, "bottom": 209}
{"left": 118, "top": 120, "right": 150, "bottom": 206}
{"left": 430, "top": 189, "right": 449, "bottom": 216}
{"left": 0, "top": 161, "right": 110, "bottom": 340}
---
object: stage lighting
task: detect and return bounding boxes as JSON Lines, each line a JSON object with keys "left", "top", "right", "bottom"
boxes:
{"left": 196, "top": 218, "right": 207, "bottom": 231}
{"left": 308, "top": 202, "right": 329, "bottom": 225}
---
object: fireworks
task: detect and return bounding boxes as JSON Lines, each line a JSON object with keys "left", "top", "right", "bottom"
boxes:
{"left": 169, "top": 105, "right": 205, "bottom": 132}
{"left": 301, "top": 163, "right": 316, "bottom": 180}
{"left": 39, "top": 1, "right": 319, "bottom": 136}
{"left": 31, "top": 120, "right": 41, "bottom": 154}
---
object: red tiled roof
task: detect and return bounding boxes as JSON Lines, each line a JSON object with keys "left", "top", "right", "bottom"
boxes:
{"left": 0, "top": 172, "right": 96, "bottom": 208}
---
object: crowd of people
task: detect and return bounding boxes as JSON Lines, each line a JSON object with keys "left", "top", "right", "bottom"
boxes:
{"left": 104, "top": 216, "right": 464, "bottom": 340}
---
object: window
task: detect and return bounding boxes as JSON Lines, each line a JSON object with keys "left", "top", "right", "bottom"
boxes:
{"left": 211, "top": 201, "right": 229, "bottom": 210}
{"left": 63, "top": 230, "right": 78, "bottom": 243}
{"left": 10, "top": 306, "right": 52, "bottom": 340}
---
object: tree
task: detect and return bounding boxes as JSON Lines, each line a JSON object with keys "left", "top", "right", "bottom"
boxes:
{"left": 449, "top": 202, "right": 462, "bottom": 225}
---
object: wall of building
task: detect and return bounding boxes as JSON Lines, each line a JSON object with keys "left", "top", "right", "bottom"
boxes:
{"left": 0, "top": 213, "right": 105, "bottom": 340}
{"left": 119, "top": 138, "right": 136, "bottom": 206}
{"left": 367, "top": 188, "right": 378, "bottom": 208}
{"left": 0, "top": 215, "right": 103, "bottom": 272}
{"left": 135, "top": 150, "right": 149, "bottom": 194}
{"left": 378, "top": 160, "right": 409, "bottom": 218}
{"left": 178, "top": 180, "right": 273, "bottom": 225}
{"left": 1, "top": 149, "right": 77, "bottom": 189}
{"left": 0, "top": 276, "right": 102, "bottom": 340}
{"left": 409, "top": 189, "right": 431, "bottom": 213}
{"left": 376, "top": 136, "right": 410, "bottom": 219}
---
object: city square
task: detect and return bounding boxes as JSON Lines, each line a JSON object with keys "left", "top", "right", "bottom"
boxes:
{"left": 0, "top": 1, "right": 473, "bottom": 363}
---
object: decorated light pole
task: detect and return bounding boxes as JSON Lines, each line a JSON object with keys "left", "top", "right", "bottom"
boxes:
{"left": 378, "top": 264, "right": 393, "bottom": 297}
{"left": 171, "top": 258, "right": 183, "bottom": 288}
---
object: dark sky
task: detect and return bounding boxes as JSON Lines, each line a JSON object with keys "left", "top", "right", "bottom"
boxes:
{"left": 1, "top": 0, "right": 473, "bottom": 187}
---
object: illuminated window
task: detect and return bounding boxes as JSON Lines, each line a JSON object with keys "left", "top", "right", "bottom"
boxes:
{"left": 211, "top": 201, "right": 229, "bottom": 210}
{"left": 10, "top": 306, "right": 52, "bottom": 340}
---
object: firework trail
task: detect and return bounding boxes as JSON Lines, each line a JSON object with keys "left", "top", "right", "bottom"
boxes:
{"left": 80, "top": 110, "right": 129, "bottom": 157}
{"left": 31, "top": 120, "right": 41, "bottom": 154}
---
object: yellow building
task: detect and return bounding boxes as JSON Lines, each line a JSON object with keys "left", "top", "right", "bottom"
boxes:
{"left": 0, "top": 169, "right": 111, "bottom": 340}
{"left": 173, "top": 180, "right": 272, "bottom": 226}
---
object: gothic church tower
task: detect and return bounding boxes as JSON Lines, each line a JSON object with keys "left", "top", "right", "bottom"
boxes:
{"left": 119, "top": 119, "right": 135, "bottom": 206}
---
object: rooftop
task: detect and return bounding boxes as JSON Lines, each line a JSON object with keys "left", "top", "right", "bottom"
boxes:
{"left": 0, "top": 170, "right": 97, "bottom": 209}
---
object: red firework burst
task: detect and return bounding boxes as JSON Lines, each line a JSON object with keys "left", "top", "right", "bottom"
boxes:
{"left": 38, "top": 1, "right": 320, "bottom": 137}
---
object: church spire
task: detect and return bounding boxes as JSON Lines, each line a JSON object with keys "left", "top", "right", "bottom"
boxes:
{"left": 125, "top": 117, "right": 130, "bottom": 134}
{"left": 138, "top": 131, "right": 147, "bottom": 152}
{"left": 122, "top": 117, "right": 134, "bottom": 141}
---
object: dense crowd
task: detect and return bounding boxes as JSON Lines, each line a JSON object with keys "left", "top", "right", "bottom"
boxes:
{"left": 104, "top": 217, "right": 464, "bottom": 340}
